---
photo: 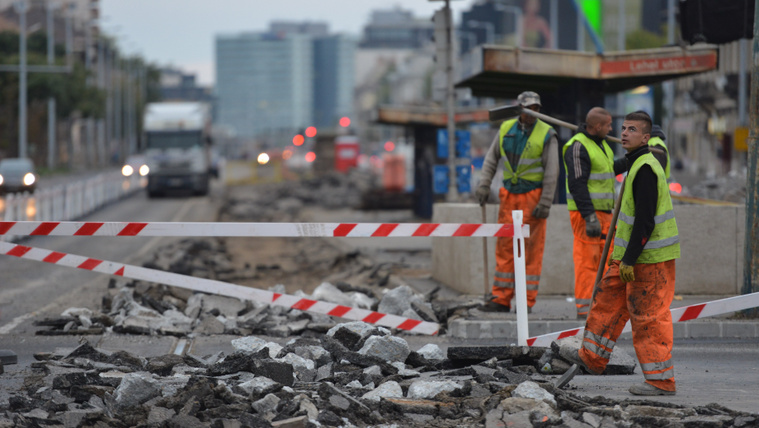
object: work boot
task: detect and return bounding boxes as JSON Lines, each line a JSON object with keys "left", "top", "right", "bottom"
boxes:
{"left": 563, "top": 349, "right": 603, "bottom": 375}
{"left": 629, "top": 382, "right": 676, "bottom": 396}
{"left": 479, "top": 301, "right": 510, "bottom": 313}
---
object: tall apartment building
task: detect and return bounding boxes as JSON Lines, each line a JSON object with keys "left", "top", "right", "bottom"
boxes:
{"left": 215, "top": 31, "right": 314, "bottom": 142}
{"left": 313, "top": 35, "right": 356, "bottom": 128}
{"left": 215, "top": 23, "right": 356, "bottom": 144}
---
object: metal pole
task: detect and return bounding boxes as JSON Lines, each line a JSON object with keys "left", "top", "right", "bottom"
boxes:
{"left": 85, "top": 19, "right": 93, "bottom": 166}
{"left": 743, "top": 0, "right": 759, "bottom": 301}
{"left": 105, "top": 42, "right": 112, "bottom": 161}
{"left": 16, "top": 1, "right": 27, "bottom": 159}
{"left": 47, "top": 2, "right": 56, "bottom": 169}
{"left": 664, "top": 0, "right": 676, "bottom": 158}
{"left": 739, "top": 39, "right": 748, "bottom": 127}
{"left": 114, "top": 53, "right": 122, "bottom": 161}
{"left": 97, "top": 33, "right": 106, "bottom": 165}
{"left": 445, "top": 0, "right": 458, "bottom": 202}
{"left": 616, "top": 0, "right": 626, "bottom": 144}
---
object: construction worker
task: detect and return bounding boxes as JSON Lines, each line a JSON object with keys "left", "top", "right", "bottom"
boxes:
{"left": 475, "top": 91, "right": 559, "bottom": 312}
{"left": 562, "top": 107, "right": 626, "bottom": 319}
{"left": 567, "top": 110, "right": 680, "bottom": 396}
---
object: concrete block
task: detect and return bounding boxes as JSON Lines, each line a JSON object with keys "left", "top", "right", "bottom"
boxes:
{"left": 686, "top": 322, "right": 722, "bottom": 338}
{"left": 528, "top": 321, "right": 550, "bottom": 336}
{"left": 672, "top": 322, "right": 688, "bottom": 339}
{"left": 547, "top": 321, "right": 584, "bottom": 334}
{"left": 465, "top": 321, "right": 481, "bottom": 339}
{"left": 490, "top": 321, "right": 517, "bottom": 339}
{"left": 722, "top": 322, "right": 757, "bottom": 339}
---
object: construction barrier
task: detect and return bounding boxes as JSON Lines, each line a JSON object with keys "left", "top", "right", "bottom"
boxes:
{"left": 0, "top": 212, "right": 531, "bottom": 337}
{"left": 526, "top": 292, "right": 759, "bottom": 347}
{"left": 0, "top": 241, "right": 439, "bottom": 335}
{"left": 0, "top": 221, "right": 531, "bottom": 238}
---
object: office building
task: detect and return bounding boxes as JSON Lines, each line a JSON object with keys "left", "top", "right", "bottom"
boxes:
{"left": 215, "top": 31, "right": 313, "bottom": 142}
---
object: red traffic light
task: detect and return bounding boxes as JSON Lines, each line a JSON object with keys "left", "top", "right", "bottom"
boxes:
{"left": 305, "top": 126, "right": 317, "bottom": 138}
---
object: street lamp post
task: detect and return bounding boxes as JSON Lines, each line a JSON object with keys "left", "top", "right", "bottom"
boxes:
{"left": 46, "top": 1, "right": 56, "bottom": 169}
{"left": 15, "top": 0, "right": 28, "bottom": 159}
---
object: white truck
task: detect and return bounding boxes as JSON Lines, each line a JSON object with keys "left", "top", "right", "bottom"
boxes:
{"left": 143, "top": 102, "right": 213, "bottom": 197}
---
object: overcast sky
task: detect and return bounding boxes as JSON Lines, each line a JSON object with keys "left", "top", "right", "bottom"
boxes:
{"left": 100, "top": 1, "right": 474, "bottom": 86}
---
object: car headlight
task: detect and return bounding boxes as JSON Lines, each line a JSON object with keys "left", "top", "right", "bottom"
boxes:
{"left": 0, "top": 174, "right": 4, "bottom": 185}
{"left": 23, "top": 173, "right": 35, "bottom": 186}
{"left": 139, "top": 164, "right": 149, "bottom": 176}
{"left": 122, "top": 165, "right": 134, "bottom": 177}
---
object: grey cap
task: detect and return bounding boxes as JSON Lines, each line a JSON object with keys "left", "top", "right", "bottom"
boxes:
{"left": 517, "top": 91, "right": 541, "bottom": 107}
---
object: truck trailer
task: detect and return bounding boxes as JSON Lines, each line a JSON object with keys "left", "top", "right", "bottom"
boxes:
{"left": 143, "top": 102, "right": 213, "bottom": 197}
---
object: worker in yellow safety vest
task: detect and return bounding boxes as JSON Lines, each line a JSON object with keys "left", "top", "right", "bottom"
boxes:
{"left": 475, "top": 91, "right": 559, "bottom": 313}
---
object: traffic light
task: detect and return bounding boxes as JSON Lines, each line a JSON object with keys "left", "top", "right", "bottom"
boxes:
{"left": 679, "top": 0, "right": 754, "bottom": 45}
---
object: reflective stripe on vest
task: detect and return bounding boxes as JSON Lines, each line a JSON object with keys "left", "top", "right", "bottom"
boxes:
{"left": 562, "top": 134, "right": 615, "bottom": 211}
{"left": 648, "top": 137, "right": 671, "bottom": 180}
{"left": 612, "top": 153, "right": 681, "bottom": 263}
{"left": 499, "top": 119, "right": 551, "bottom": 185}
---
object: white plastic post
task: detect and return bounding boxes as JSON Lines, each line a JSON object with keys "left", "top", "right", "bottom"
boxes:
{"left": 512, "top": 209, "right": 529, "bottom": 346}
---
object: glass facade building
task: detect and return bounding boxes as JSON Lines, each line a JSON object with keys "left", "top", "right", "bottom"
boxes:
{"left": 215, "top": 32, "right": 313, "bottom": 141}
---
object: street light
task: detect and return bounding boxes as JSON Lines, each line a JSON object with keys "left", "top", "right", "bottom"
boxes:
{"left": 467, "top": 20, "right": 494, "bottom": 44}
{"left": 494, "top": 4, "right": 523, "bottom": 48}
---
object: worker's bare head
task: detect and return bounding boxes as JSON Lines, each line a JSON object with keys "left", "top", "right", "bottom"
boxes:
{"left": 585, "top": 107, "right": 612, "bottom": 139}
{"left": 621, "top": 110, "right": 652, "bottom": 153}
{"left": 517, "top": 91, "right": 541, "bottom": 125}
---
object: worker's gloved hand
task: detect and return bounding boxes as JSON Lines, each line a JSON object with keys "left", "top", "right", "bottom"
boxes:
{"left": 531, "top": 204, "right": 550, "bottom": 219}
{"left": 584, "top": 213, "right": 602, "bottom": 238}
{"left": 619, "top": 262, "right": 635, "bottom": 283}
{"left": 475, "top": 185, "right": 491, "bottom": 206}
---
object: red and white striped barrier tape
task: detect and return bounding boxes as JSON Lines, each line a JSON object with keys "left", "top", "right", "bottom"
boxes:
{"left": 526, "top": 292, "right": 759, "bottom": 347}
{"left": 0, "top": 221, "right": 529, "bottom": 238}
{"left": 0, "top": 241, "right": 439, "bottom": 335}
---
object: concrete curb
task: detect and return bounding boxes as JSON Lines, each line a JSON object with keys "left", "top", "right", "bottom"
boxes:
{"left": 447, "top": 318, "right": 759, "bottom": 341}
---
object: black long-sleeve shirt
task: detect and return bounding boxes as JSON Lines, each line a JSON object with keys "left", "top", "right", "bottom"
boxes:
{"left": 621, "top": 145, "right": 658, "bottom": 265}
{"left": 564, "top": 124, "right": 627, "bottom": 218}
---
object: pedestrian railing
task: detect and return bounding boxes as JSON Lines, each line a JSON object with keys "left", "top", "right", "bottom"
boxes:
{"left": 1, "top": 171, "right": 144, "bottom": 241}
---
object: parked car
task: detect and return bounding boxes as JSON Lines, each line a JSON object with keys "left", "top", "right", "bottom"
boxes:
{"left": 121, "top": 154, "right": 149, "bottom": 177}
{"left": 0, "top": 157, "right": 38, "bottom": 194}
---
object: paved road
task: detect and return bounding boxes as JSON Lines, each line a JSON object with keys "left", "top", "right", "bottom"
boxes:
{"left": 0, "top": 184, "right": 757, "bottom": 416}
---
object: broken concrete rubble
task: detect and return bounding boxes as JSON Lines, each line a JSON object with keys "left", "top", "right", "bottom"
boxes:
{"left": 3, "top": 326, "right": 757, "bottom": 427}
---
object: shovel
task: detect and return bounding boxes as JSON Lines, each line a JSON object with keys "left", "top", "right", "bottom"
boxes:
{"left": 488, "top": 104, "right": 623, "bottom": 144}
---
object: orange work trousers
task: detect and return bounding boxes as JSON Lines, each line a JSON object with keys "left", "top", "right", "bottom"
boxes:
{"left": 579, "top": 259, "right": 677, "bottom": 392}
{"left": 569, "top": 210, "right": 613, "bottom": 317}
{"left": 492, "top": 187, "right": 546, "bottom": 309}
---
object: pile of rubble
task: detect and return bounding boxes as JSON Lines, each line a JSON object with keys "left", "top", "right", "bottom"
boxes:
{"left": 32, "top": 236, "right": 454, "bottom": 338}
{"left": 5, "top": 322, "right": 755, "bottom": 428}
{"left": 680, "top": 170, "right": 746, "bottom": 203}
{"left": 222, "top": 170, "right": 376, "bottom": 221}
